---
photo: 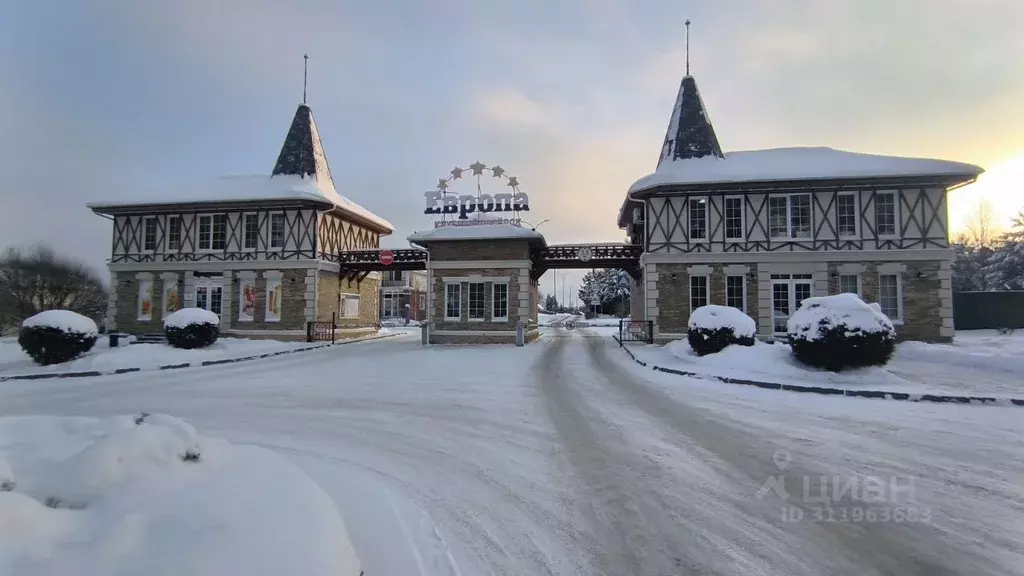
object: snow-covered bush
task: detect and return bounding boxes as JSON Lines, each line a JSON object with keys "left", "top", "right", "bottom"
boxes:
{"left": 18, "top": 310, "right": 99, "bottom": 365}
{"left": 787, "top": 293, "right": 896, "bottom": 371}
{"left": 687, "top": 305, "right": 756, "bottom": 356}
{"left": 164, "top": 307, "right": 220, "bottom": 349}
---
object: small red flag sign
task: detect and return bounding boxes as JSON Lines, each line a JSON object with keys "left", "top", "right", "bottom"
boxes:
{"left": 379, "top": 250, "right": 395, "bottom": 266}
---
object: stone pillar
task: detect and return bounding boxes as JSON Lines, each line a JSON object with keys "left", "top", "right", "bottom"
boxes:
{"left": 220, "top": 270, "right": 233, "bottom": 330}
{"left": 106, "top": 271, "right": 119, "bottom": 331}
{"left": 813, "top": 262, "right": 829, "bottom": 297}
{"left": 938, "top": 260, "right": 954, "bottom": 339}
{"left": 517, "top": 266, "right": 530, "bottom": 322}
{"left": 756, "top": 268, "right": 772, "bottom": 337}
{"left": 304, "top": 268, "right": 317, "bottom": 323}
{"left": 183, "top": 271, "right": 196, "bottom": 308}
{"left": 645, "top": 262, "right": 658, "bottom": 336}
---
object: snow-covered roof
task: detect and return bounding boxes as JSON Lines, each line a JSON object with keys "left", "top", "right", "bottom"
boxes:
{"left": 629, "top": 146, "right": 983, "bottom": 194}
{"left": 88, "top": 174, "right": 393, "bottom": 232}
{"left": 407, "top": 223, "right": 545, "bottom": 244}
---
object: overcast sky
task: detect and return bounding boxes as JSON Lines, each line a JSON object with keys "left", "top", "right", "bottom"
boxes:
{"left": 1, "top": 0, "right": 1022, "bottom": 300}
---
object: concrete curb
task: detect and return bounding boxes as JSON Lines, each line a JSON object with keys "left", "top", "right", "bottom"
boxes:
{"left": 613, "top": 337, "right": 1024, "bottom": 407}
{"left": 0, "top": 333, "right": 400, "bottom": 382}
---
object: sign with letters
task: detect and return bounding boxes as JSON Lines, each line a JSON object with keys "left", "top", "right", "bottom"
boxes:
{"left": 424, "top": 191, "right": 530, "bottom": 220}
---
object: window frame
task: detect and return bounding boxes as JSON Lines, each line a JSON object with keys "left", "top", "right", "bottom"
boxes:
{"left": 196, "top": 214, "right": 228, "bottom": 251}
{"left": 768, "top": 193, "right": 813, "bottom": 239}
{"left": 467, "top": 282, "right": 486, "bottom": 321}
{"left": 874, "top": 191, "right": 898, "bottom": 238}
{"left": 835, "top": 193, "right": 859, "bottom": 238}
{"left": 268, "top": 211, "right": 286, "bottom": 250}
{"left": 143, "top": 216, "right": 158, "bottom": 253}
{"left": 878, "top": 273, "right": 903, "bottom": 323}
{"left": 689, "top": 275, "right": 708, "bottom": 312}
{"left": 838, "top": 274, "right": 861, "bottom": 296}
{"left": 340, "top": 293, "right": 360, "bottom": 318}
{"left": 723, "top": 196, "right": 745, "bottom": 241}
{"left": 687, "top": 197, "right": 708, "bottom": 242}
{"left": 725, "top": 274, "right": 746, "bottom": 313}
{"left": 491, "top": 282, "right": 509, "bottom": 322}
{"left": 444, "top": 283, "right": 461, "bottom": 321}
{"left": 166, "top": 216, "right": 182, "bottom": 252}
{"left": 242, "top": 212, "right": 260, "bottom": 251}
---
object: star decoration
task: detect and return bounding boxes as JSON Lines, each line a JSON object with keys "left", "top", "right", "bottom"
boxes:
{"left": 506, "top": 176, "right": 519, "bottom": 188}
{"left": 437, "top": 179, "right": 448, "bottom": 191}
{"left": 469, "top": 161, "right": 487, "bottom": 176}
{"left": 490, "top": 165, "right": 505, "bottom": 178}
{"left": 450, "top": 167, "right": 464, "bottom": 180}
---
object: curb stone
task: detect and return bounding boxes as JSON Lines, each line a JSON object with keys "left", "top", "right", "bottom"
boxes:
{"left": 0, "top": 333, "right": 400, "bottom": 382}
{"left": 613, "top": 337, "right": 1023, "bottom": 407}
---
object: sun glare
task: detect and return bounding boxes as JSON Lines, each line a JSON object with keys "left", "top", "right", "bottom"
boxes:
{"left": 948, "top": 152, "right": 1024, "bottom": 233}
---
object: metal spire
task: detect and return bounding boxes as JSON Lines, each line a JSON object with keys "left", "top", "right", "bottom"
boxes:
{"left": 303, "top": 54, "right": 309, "bottom": 104}
{"left": 685, "top": 20, "right": 691, "bottom": 76}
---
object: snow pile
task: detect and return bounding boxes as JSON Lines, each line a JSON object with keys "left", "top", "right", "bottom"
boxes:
{"left": 408, "top": 223, "right": 544, "bottom": 243}
{"left": 629, "top": 146, "right": 983, "bottom": 193}
{"left": 687, "top": 305, "right": 755, "bottom": 338}
{"left": 21, "top": 310, "right": 97, "bottom": 336}
{"left": 164, "top": 307, "right": 219, "bottom": 329}
{"left": 787, "top": 293, "right": 894, "bottom": 340}
{"left": 0, "top": 415, "right": 361, "bottom": 576}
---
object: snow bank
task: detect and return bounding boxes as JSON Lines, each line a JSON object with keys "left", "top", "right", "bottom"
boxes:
{"left": 0, "top": 415, "right": 361, "bottom": 576}
{"left": 629, "top": 146, "right": 983, "bottom": 194}
{"left": 687, "top": 305, "right": 755, "bottom": 338}
{"left": 21, "top": 310, "right": 97, "bottom": 336}
{"left": 787, "top": 293, "right": 894, "bottom": 340}
{"left": 164, "top": 307, "right": 220, "bottom": 329}
{"left": 408, "top": 223, "right": 543, "bottom": 243}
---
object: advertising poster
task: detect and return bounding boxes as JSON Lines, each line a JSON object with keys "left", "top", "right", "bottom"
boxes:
{"left": 138, "top": 279, "right": 153, "bottom": 320}
{"left": 265, "top": 279, "right": 282, "bottom": 322}
{"left": 164, "top": 283, "right": 179, "bottom": 313}
{"left": 239, "top": 280, "right": 257, "bottom": 322}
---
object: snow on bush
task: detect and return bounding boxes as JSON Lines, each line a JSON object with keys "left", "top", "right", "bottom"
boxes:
{"left": 687, "top": 305, "right": 756, "bottom": 356}
{"left": 18, "top": 310, "right": 99, "bottom": 365}
{"left": 164, "top": 307, "right": 220, "bottom": 349}
{"left": 787, "top": 293, "right": 896, "bottom": 371}
{"left": 0, "top": 414, "right": 361, "bottom": 576}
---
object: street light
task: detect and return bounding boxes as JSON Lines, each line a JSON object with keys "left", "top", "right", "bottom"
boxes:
{"left": 523, "top": 218, "right": 551, "bottom": 231}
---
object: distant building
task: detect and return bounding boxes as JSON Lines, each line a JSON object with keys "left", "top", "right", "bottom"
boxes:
{"left": 88, "top": 103, "right": 392, "bottom": 340}
{"left": 619, "top": 74, "right": 984, "bottom": 342}
{"left": 380, "top": 269, "right": 427, "bottom": 321}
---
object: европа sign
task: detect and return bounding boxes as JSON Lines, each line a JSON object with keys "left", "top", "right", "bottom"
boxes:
{"left": 424, "top": 191, "right": 530, "bottom": 220}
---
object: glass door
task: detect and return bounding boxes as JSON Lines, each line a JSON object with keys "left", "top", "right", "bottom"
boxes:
{"left": 194, "top": 281, "right": 223, "bottom": 316}
{"left": 771, "top": 275, "right": 813, "bottom": 334}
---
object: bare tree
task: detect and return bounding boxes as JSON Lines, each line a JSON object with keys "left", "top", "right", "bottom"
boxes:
{"left": 958, "top": 199, "right": 1001, "bottom": 247}
{"left": 0, "top": 245, "right": 107, "bottom": 331}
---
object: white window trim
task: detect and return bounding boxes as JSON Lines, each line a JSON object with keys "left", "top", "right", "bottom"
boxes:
{"left": 142, "top": 216, "right": 159, "bottom": 253}
{"left": 835, "top": 192, "right": 860, "bottom": 239}
{"left": 193, "top": 278, "right": 224, "bottom": 316}
{"left": 242, "top": 212, "right": 260, "bottom": 252}
{"left": 687, "top": 197, "right": 709, "bottom": 242}
{"left": 340, "top": 292, "right": 360, "bottom": 319}
{"left": 444, "top": 283, "right": 461, "bottom": 321}
{"left": 768, "top": 193, "right": 813, "bottom": 240}
{"left": 770, "top": 277, "right": 814, "bottom": 334}
{"left": 689, "top": 275, "right": 709, "bottom": 312}
{"left": 767, "top": 195, "right": 790, "bottom": 239}
{"left": 723, "top": 196, "right": 745, "bottom": 241}
{"left": 165, "top": 215, "right": 182, "bottom": 253}
{"left": 878, "top": 273, "right": 904, "bottom": 324}
{"left": 196, "top": 214, "right": 227, "bottom": 252}
{"left": 268, "top": 211, "right": 286, "bottom": 251}
{"left": 725, "top": 274, "right": 747, "bottom": 313}
{"left": 491, "top": 282, "right": 509, "bottom": 322}
{"left": 837, "top": 273, "right": 862, "bottom": 296}
{"left": 874, "top": 191, "right": 900, "bottom": 239}
{"left": 467, "top": 282, "right": 486, "bottom": 322}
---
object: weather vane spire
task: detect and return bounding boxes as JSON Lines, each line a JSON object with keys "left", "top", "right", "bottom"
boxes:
{"left": 685, "top": 20, "right": 691, "bottom": 76}
{"left": 303, "top": 53, "right": 309, "bottom": 104}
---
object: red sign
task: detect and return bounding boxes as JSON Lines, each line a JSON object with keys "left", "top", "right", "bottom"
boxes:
{"left": 379, "top": 250, "right": 395, "bottom": 266}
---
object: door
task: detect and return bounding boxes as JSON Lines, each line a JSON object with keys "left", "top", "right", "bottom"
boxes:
{"left": 771, "top": 275, "right": 812, "bottom": 334}
{"left": 382, "top": 293, "right": 400, "bottom": 318}
{"left": 194, "top": 280, "right": 223, "bottom": 316}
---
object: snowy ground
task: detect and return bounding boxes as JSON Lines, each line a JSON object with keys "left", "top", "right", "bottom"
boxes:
{"left": 0, "top": 414, "right": 360, "bottom": 575}
{"left": 626, "top": 330, "right": 1024, "bottom": 398}
{"left": 1, "top": 327, "right": 1022, "bottom": 575}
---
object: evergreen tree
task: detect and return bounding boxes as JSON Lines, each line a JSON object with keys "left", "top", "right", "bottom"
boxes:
{"left": 983, "top": 211, "right": 1024, "bottom": 290}
{"left": 950, "top": 242, "right": 992, "bottom": 292}
{"left": 543, "top": 293, "right": 559, "bottom": 311}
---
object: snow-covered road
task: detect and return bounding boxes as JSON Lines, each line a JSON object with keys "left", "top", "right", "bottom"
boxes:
{"left": 1, "top": 329, "right": 1021, "bottom": 575}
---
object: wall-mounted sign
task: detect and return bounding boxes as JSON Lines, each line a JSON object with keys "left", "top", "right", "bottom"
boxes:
{"left": 424, "top": 191, "right": 530, "bottom": 220}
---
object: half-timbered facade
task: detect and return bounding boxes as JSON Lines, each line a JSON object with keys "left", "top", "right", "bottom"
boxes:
{"left": 89, "top": 103, "right": 393, "bottom": 340}
{"left": 619, "top": 74, "right": 983, "bottom": 342}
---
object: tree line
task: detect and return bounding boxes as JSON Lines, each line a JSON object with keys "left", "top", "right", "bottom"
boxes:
{"left": 952, "top": 202, "right": 1024, "bottom": 292}
{"left": 0, "top": 245, "right": 107, "bottom": 335}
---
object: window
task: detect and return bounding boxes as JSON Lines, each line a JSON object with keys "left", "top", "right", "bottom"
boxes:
{"left": 770, "top": 274, "right": 813, "bottom": 333}
{"left": 198, "top": 215, "right": 227, "bottom": 250}
{"left": 167, "top": 216, "right": 181, "bottom": 251}
{"left": 492, "top": 283, "right": 509, "bottom": 321}
{"left": 724, "top": 197, "right": 744, "bottom": 240}
{"left": 243, "top": 214, "right": 259, "bottom": 250}
{"left": 875, "top": 192, "right": 897, "bottom": 236}
{"left": 388, "top": 270, "right": 404, "bottom": 282}
{"left": 270, "top": 213, "right": 285, "bottom": 249}
{"left": 689, "top": 275, "right": 708, "bottom": 311}
{"left": 341, "top": 294, "right": 360, "bottom": 318}
{"left": 726, "top": 275, "right": 745, "bottom": 312}
{"left": 195, "top": 284, "right": 223, "bottom": 316}
{"left": 879, "top": 274, "right": 902, "bottom": 322}
{"left": 769, "top": 194, "right": 812, "bottom": 238}
{"left": 839, "top": 274, "right": 859, "bottom": 295}
{"left": 688, "top": 198, "right": 707, "bottom": 240}
{"left": 198, "top": 216, "right": 212, "bottom": 250}
{"left": 445, "top": 283, "right": 461, "bottom": 320}
{"left": 836, "top": 193, "right": 857, "bottom": 237}
{"left": 468, "top": 282, "right": 486, "bottom": 320}
{"left": 143, "top": 217, "right": 158, "bottom": 251}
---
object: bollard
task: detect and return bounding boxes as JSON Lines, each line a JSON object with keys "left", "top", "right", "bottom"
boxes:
{"left": 109, "top": 333, "right": 120, "bottom": 348}
{"left": 421, "top": 322, "right": 430, "bottom": 345}
{"left": 515, "top": 320, "right": 525, "bottom": 347}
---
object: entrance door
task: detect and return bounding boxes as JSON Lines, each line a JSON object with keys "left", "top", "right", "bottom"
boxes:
{"left": 194, "top": 280, "right": 223, "bottom": 316}
{"left": 770, "top": 274, "right": 813, "bottom": 334}
{"left": 382, "top": 293, "right": 400, "bottom": 318}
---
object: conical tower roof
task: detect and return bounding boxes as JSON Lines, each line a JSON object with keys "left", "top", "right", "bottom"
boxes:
{"left": 657, "top": 75, "right": 723, "bottom": 167}
{"left": 271, "top": 104, "right": 335, "bottom": 186}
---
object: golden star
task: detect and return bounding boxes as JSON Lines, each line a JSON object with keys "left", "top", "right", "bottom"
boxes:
{"left": 506, "top": 176, "right": 519, "bottom": 187}
{"left": 491, "top": 165, "right": 505, "bottom": 178}
{"left": 450, "top": 167, "right": 464, "bottom": 180}
{"left": 469, "top": 161, "right": 487, "bottom": 176}
{"left": 438, "top": 179, "right": 448, "bottom": 190}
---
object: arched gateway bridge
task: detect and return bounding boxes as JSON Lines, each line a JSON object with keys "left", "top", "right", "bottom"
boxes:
{"left": 335, "top": 243, "right": 643, "bottom": 283}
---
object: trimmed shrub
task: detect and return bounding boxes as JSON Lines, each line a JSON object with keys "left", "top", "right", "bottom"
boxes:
{"left": 164, "top": 308, "right": 220, "bottom": 350}
{"left": 18, "top": 310, "right": 99, "bottom": 365}
{"left": 787, "top": 294, "right": 896, "bottom": 372}
{"left": 687, "top": 305, "right": 757, "bottom": 356}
